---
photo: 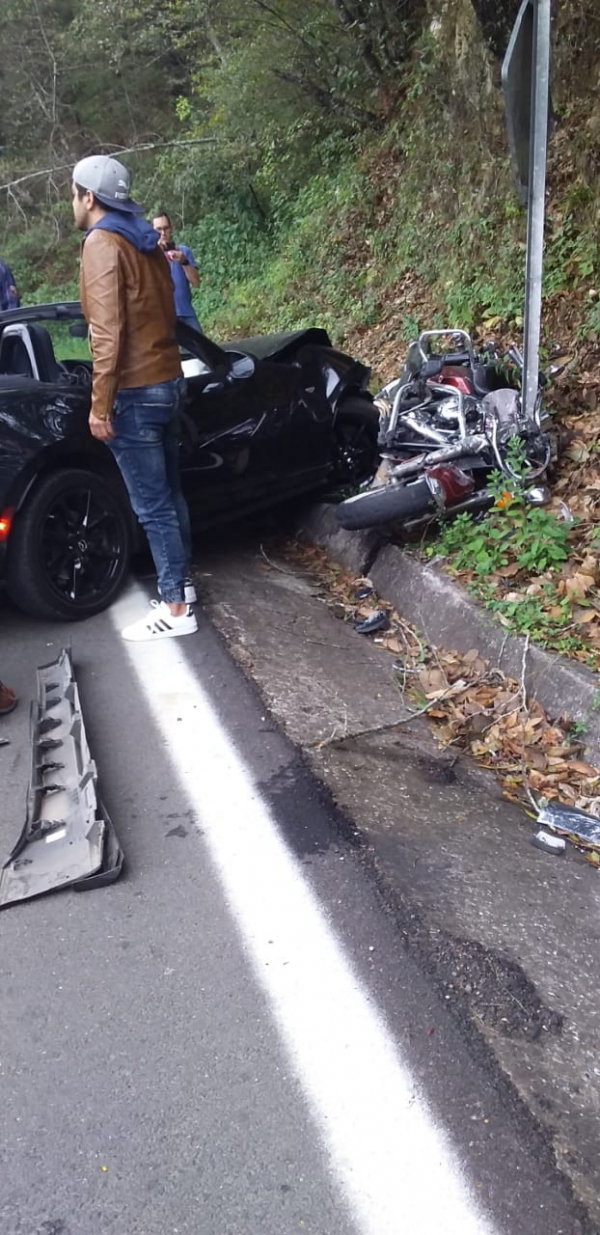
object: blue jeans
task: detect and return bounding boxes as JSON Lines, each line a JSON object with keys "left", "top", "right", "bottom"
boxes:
{"left": 110, "top": 377, "right": 192, "bottom": 604}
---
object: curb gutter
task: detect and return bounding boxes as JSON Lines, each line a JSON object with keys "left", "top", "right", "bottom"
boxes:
{"left": 295, "top": 503, "right": 600, "bottom": 761}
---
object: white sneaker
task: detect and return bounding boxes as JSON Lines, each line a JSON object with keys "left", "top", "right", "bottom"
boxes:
{"left": 121, "top": 600, "right": 198, "bottom": 642}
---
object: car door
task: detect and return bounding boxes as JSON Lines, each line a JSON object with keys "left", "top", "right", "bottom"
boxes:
{"left": 179, "top": 352, "right": 331, "bottom": 522}
{"left": 0, "top": 374, "right": 91, "bottom": 495}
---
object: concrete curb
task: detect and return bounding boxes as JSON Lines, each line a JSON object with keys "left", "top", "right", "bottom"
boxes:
{"left": 295, "top": 502, "right": 600, "bottom": 760}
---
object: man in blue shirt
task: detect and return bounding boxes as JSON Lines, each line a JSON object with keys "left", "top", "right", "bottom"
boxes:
{"left": 0, "top": 260, "right": 20, "bottom": 311}
{"left": 152, "top": 212, "right": 202, "bottom": 333}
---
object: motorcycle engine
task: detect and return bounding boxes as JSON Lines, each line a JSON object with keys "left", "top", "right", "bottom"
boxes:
{"left": 431, "top": 393, "right": 480, "bottom": 429}
{"left": 433, "top": 396, "right": 461, "bottom": 426}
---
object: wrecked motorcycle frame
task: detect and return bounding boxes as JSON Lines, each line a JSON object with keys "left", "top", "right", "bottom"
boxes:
{"left": 336, "top": 329, "right": 553, "bottom": 531}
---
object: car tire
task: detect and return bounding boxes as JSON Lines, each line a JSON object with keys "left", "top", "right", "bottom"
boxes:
{"left": 7, "top": 468, "right": 132, "bottom": 621}
{"left": 336, "top": 477, "right": 434, "bottom": 529}
{"left": 332, "top": 397, "right": 379, "bottom": 485}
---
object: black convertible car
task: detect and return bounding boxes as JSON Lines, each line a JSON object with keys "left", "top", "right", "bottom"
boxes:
{"left": 0, "top": 302, "right": 378, "bottom": 621}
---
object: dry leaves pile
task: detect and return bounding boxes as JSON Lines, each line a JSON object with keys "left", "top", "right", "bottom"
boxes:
{"left": 284, "top": 540, "right": 600, "bottom": 859}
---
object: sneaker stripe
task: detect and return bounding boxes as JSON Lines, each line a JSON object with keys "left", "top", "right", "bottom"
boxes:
{"left": 121, "top": 599, "right": 198, "bottom": 641}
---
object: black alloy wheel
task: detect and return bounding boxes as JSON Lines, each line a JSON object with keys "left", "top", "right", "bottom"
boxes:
{"left": 7, "top": 468, "right": 132, "bottom": 621}
{"left": 331, "top": 397, "right": 380, "bottom": 487}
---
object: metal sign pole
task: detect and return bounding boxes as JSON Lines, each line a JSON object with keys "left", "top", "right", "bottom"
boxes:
{"left": 522, "top": 0, "right": 552, "bottom": 421}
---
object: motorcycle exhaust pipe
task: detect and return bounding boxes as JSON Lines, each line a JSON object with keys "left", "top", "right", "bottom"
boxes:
{"left": 437, "top": 490, "right": 494, "bottom": 517}
{"left": 402, "top": 490, "right": 494, "bottom": 532}
{"left": 385, "top": 434, "right": 486, "bottom": 480}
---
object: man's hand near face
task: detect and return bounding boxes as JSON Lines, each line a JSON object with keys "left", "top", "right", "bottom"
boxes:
{"left": 167, "top": 247, "right": 200, "bottom": 287}
{"left": 89, "top": 413, "right": 114, "bottom": 442}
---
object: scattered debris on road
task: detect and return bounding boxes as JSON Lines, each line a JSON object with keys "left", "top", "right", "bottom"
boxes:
{"left": 537, "top": 800, "right": 600, "bottom": 861}
{"left": 354, "top": 608, "right": 390, "bottom": 635}
{"left": 0, "top": 648, "right": 123, "bottom": 909}
{"left": 283, "top": 539, "right": 600, "bottom": 859}
{"left": 531, "top": 830, "right": 567, "bottom": 856}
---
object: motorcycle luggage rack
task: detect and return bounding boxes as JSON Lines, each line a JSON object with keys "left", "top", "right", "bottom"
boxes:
{"left": 390, "top": 329, "right": 477, "bottom": 440}
{"left": 415, "top": 328, "right": 476, "bottom": 370}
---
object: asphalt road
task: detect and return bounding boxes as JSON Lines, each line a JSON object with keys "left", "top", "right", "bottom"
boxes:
{"left": 0, "top": 567, "right": 590, "bottom": 1235}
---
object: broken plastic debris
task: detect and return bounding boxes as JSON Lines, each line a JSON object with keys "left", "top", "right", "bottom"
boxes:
{"left": 0, "top": 648, "right": 124, "bottom": 909}
{"left": 557, "top": 501, "right": 575, "bottom": 523}
{"left": 537, "top": 800, "right": 600, "bottom": 849}
{"left": 531, "top": 830, "right": 566, "bottom": 856}
{"left": 354, "top": 609, "right": 390, "bottom": 635}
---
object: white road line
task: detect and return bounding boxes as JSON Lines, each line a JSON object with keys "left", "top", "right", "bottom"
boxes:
{"left": 113, "top": 585, "right": 498, "bottom": 1235}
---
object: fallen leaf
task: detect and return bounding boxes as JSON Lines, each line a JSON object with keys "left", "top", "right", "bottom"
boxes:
{"left": 382, "top": 637, "right": 404, "bottom": 654}
{"left": 523, "top": 746, "right": 548, "bottom": 771}
{"left": 566, "top": 760, "right": 600, "bottom": 778}
{"left": 565, "top": 572, "right": 596, "bottom": 599}
{"left": 465, "top": 712, "right": 490, "bottom": 736}
{"left": 573, "top": 608, "right": 599, "bottom": 625}
{"left": 565, "top": 440, "right": 590, "bottom": 464}
{"left": 418, "top": 668, "right": 447, "bottom": 694}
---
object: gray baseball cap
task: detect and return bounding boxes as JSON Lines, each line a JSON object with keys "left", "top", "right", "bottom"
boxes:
{"left": 72, "top": 155, "right": 143, "bottom": 214}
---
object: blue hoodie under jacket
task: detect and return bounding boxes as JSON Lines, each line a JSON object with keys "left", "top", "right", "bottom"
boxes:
{"left": 89, "top": 210, "right": 160, "bottom": 253}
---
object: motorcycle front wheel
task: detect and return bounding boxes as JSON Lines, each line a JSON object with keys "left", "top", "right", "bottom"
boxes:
{"left": 336, "top": 477, "right": 434, "bottom": 529}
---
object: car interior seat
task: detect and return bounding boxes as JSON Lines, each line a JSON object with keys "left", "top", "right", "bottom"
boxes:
{"left": 0, "top": 330, "right": 35, "bottom": 378}
{"left": 27, "top": 325, "right": 67, "bottom": 384}
{"left": 0, "top": 323, "right": 70, "bottom": 383}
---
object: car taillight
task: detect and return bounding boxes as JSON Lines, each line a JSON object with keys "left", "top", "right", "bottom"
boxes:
{"left": 0, "top": 508, "right": 14, "bottom": 540}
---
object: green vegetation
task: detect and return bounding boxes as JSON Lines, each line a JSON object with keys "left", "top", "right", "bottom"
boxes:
{"left": 0, "top": 1, "right": 597, "bottom": 354}
{"left": 426, "top": 437, "right": 586, "bottom": 654}
{"left": 432, "top": 439, "right": 571, "bottom": 577}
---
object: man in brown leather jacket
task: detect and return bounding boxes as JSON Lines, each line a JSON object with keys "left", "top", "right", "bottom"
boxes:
{"left": 72, "top": 155, "right": 197, "bottom": 641}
